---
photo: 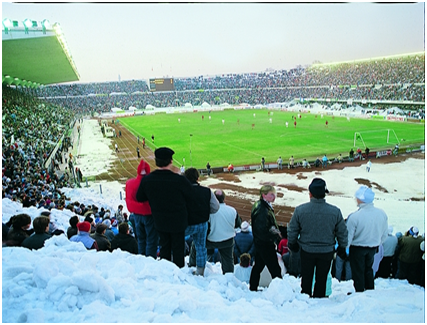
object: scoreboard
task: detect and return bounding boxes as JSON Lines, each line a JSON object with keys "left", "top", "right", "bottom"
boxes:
{"left": 149, "top": 78, "right": 175, "bottom": 91}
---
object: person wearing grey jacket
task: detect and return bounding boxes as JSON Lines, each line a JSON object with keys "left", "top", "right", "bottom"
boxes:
{"left": 288, "top": 178, "right": 348, "bottom": 298}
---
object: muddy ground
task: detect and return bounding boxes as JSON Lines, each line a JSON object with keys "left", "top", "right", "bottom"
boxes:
{"left": 93, "top": 119, "right": 424, "bottom": 226}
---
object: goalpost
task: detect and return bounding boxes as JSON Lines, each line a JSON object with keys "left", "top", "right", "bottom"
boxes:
{"left": 354, "top": 129, "right": 400, "bottom": 148}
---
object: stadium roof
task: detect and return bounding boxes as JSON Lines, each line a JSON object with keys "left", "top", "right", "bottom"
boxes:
{"left": 2, "top": 19, "right": 80, "bottom": 87}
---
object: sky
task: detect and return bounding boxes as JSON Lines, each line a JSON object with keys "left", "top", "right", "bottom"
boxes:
{"left": 2, "top": 116, "right": 426, "bottom": 323}
{"left": 2, "top": 2, "right": 425, "bottom": 83}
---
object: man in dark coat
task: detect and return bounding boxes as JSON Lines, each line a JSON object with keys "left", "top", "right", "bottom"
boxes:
{"left": 184, "top": 168, "right": 219, "bottom": 276}
{"left": 136, "top": 147, "right": 193, "bottom": 268}
{"left": 22, "top": 216, "right": 52, "bottom": 250}
{"left": 397, "top": 226, "right": 424, "bottom": 285}
{"left": 91, "top": 223, "right": 111, "bottom": 252}
{"left": 111, "top": 222, "right": 138, "bottom": 254}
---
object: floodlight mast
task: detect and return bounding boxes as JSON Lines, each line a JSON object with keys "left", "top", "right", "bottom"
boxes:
{"left": 2, "top": 18, "right": 12, "bottom": 34}
{"left": 42, "top": 19, "right": 50, "bottom": 34}
{"left": 2, "top": 18, "right": 52, "bottom": 34}
{"left": 23, "top": 18, "right": 32, "bottom": 34}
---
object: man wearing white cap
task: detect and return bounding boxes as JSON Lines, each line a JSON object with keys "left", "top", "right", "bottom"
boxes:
{"left": 397, "top": 226, "right": 424, "bottom": 285}
{"left": 347, "top": 185, "right": 388, "bottom": 292}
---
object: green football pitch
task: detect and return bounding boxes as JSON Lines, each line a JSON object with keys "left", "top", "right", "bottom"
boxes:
{"left": 119, "top": 110, "right": 425, "bottom": 169}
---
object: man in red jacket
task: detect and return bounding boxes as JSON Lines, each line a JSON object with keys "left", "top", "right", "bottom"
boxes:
{"left": 126, "top": 159, "right": 158, "bottom": 258}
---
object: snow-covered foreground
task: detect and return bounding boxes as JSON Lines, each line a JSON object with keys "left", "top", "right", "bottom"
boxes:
{"left": 2, "top": 119, "right": 425, "bottom": 323}
{"left": 2, "top": 231, "right": 425, "bottom": 323}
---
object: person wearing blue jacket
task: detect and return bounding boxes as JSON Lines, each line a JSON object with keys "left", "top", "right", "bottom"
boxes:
{"left": 234, "top": 221, "right": 255, "bottom": 264}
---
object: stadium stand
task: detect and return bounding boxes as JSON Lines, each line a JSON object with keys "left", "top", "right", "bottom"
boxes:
{"left": 22, "top": 52, "right": 424, "bottom": 114}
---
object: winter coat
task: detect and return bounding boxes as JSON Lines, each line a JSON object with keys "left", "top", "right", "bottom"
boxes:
{"left": 125, "top": 159, "right": 152, "bottom": 216}
{"left": 91, "top": 232, "right": 111, "bottom": 252}
{"left": 347, "top": 202, "right": 388, "bottom": 248}
{"left": 288, "top": 197, "right": 348, "bottom": 253}
{"left": 111, "top": 233, "right": 138, "bottom": 254}
{"left": 187, "top": 183, "right": 219, "bottom": 226}
{"left": 277, "top": 238, "right": 289, "bottom": 256}
{"left": 22, "top": 233, "right": 52, "bottom": 250}
{"left": 234, "top": 231, "right": 255, "bottom": 258}
{"left": 251, "top": 199, "right": 280, "bottom": 245}
{"left": 136, "top": 169, "right": 193, "bottom": 233}
{"left": 208, "top": 203, "right": 240, "bottom": 242}
{"left": 6, "top": 227, "right": 33, "bottom": 247}
{"left": 67, "top": 226, "right": 78, "bottom": 239}
{"left": 70, "top": 231, "right": 98, "bottom": 250}
{"left": 398, "top": 235, "right": 424, "bottom": 264}
{"left": 104, "top": 228, "right": 115, "bottom": 242}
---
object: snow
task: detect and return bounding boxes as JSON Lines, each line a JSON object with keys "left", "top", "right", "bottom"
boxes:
{"left": 2, "top": 119, "right": 425, "bottom": 323}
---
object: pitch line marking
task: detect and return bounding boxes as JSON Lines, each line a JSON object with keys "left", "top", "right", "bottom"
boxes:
{"left": 222, "top": 142, "right": 264, "bottom": 157}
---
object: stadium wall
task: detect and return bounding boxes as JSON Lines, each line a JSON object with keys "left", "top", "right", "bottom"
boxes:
{"left": 194, "top": 145, "right": 425, "bottom": 175}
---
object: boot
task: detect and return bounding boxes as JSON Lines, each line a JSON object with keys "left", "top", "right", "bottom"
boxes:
{"left": 195, "top": 266, "right": 205, "bottom": 276}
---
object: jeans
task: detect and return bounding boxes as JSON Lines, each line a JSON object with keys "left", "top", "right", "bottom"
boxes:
{"left": 185, "top": 222, "right": 208, "bottom": 268}
{"left": 335, "top": 255, "right": 352, "bottom": 281}
{"left": 132, "top": 213, "right": 159, "bottom": 259}
{"left": 129, "top": 214, "right": 137, "bottom": 240}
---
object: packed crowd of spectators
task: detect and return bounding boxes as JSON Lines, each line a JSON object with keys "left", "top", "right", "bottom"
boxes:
{"left": 3, "top": 203, "right": 424, "bottom": 289}
{"left": 30, "top": 80, "right": 150, "bottom": 97}
{"left": 21, "top": 53, "right": 424, "bottom": 112}
{"left": 2, "top": 86, "right": 78, "bottom": 209}
{"left": 305, "top": 54, "right": 424, "bottom": 86}
{"left": 2, "top": 203, "right": 135, "bottom": 252}
{"left": 22, "top": 83, "right": 425, "bottom": 115}
{"left": 175, "top": 54, "right": 425, "bottom": 90}
{"left": 2, "top": 84, "right": 424, "bottom": 290}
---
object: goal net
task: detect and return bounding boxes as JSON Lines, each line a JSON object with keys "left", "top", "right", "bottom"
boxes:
{"left": 354, "top": 129, "right": 400, "bottom": 148}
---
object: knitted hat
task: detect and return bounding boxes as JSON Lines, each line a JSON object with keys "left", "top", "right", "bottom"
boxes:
{"left": 409, "top": 226, "right": 419, "bottom": 238}
{"left": 76, "top": 221, "right": 91, "bottom": 233}
{"left": 355, "top": 185, "right": 375, "bottom": 203}
{"left": 309, "top": 178, "right": 329, "bottom": 198}
{"left": 102, "top": 219, "right": 112, "bottom": 228}
{"left": 241, "top": 221, "right": 250, "bottom": 232}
